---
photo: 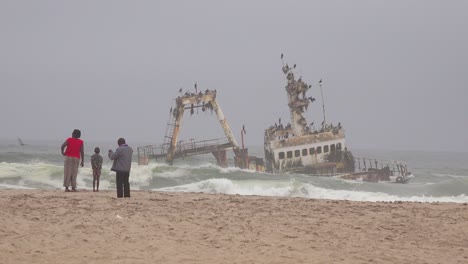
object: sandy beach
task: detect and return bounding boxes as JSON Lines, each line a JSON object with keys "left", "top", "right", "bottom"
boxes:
{"left": 0, "top": 190, "right": 467, "bottom": 264}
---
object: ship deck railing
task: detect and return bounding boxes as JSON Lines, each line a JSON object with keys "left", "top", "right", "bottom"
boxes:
{"left": 137, "top": 137, "right": 234, "bottom": 161}
{"left": 354, "top": 157, "right": 411, "bottom": 177}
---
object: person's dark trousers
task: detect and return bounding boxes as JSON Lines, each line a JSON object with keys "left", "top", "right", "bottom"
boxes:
{"left": 115, "top": 171, "right": 130, "bottom": 198}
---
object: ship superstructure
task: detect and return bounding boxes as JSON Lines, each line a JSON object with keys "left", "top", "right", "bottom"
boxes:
{"left": 264, "top": 61, "right": 355, "bottom": 175}
{"left": 138, "top": 57, "right": 413, "bottom": 183}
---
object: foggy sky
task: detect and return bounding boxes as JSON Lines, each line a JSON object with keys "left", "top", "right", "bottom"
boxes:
{"left": 1, "top": 0, "right": 467, "bottom": 152}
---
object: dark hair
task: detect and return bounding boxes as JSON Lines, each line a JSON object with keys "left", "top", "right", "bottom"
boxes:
{"left": 118, "top": 138, "right": 126, "bottom": 145}
{"left": 94, "top": 147, "right": 100, "bottom": 154}
{"left": 72, "top": 129, "right": 81, "bottom": 138}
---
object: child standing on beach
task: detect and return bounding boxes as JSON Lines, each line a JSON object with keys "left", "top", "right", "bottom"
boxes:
{"left": 91, "top": 147, "right": 103, "bottom": 192}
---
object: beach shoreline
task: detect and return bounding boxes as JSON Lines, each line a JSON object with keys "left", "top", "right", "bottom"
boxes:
{"left": 1, "top": 190, "right": 467, "bottom": 264}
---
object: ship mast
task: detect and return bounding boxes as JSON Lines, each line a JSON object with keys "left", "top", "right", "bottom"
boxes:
{"left": 319, "top": 79, "right": 326, "bottom": 126}
{"left": 281, "top": 56, "right": 313, "bottom": 137}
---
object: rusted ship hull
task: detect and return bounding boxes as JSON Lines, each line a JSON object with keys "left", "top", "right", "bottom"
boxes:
{"left": 262, "top": 57, "right": 413, "bottom": 183}
{"left": 138, "top": 56, "right": 413, "bottom": 184}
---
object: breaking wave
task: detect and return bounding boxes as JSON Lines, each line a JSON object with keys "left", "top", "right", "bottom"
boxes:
{"left": 1, "top": 157, "right": 467, "bottom": 203}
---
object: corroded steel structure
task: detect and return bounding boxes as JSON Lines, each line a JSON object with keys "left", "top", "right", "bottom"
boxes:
{"left": 137, "top": 89, "right": 248, "bottom": 168}
{"left": 136, "top": 56, "right": 411, "bottom": 183}
{"left": 263, "top": 57, "right": 413, "bottom": 183}
{"left": 166, "top": 89, "right": 242, "bottom": 166}
{"left": 264, "top": 60, "right": 355, "bottom": 175}
{"left": 282, "top": 63, "right": 312, "bottom": 137}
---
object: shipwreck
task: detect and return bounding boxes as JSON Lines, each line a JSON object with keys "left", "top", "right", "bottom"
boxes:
{"left": 137, "top": 88, "right": 261, "bottom": 171}
{"left": 138, "top": 57, "right": 413, "bottom": 183}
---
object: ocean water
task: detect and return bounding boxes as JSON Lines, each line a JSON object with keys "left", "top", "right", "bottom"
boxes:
{"left": 1, "top": 139, "right": 468, "bottom": 203}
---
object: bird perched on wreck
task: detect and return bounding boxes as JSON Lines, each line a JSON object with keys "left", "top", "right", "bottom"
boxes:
{"left": 282, "top": 63, "right": 291, "bottom": 74}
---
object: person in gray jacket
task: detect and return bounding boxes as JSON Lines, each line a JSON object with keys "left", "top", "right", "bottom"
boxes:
{"left": 108, "top": 138, "right": 133, "bottom": 198}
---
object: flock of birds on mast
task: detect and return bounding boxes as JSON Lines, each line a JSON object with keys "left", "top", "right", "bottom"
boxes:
{"left": 177, "top": 82, "right": 216, "bottom": 98}
{"left": 170, "top": 54, "right": 330, "bottom": 134}
{"left": 264, "top": 54, "right": 341, "bottom": 141}
{"left": 172, "top": 82, "right": 217, "bottom": 117}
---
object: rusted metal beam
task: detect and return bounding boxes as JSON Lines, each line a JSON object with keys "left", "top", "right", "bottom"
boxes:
{"left": 166, "top": 104, "right": 185, "bottom": 165}
{"left": 210, "top": 99, "right": 240, "bottom": 153}
{"left": 163, "top": 89, "right": 243, "bottom": 166}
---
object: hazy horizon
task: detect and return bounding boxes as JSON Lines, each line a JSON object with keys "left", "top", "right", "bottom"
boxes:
{"left": 1, "top": 0, "right": 467, "bottom": 152}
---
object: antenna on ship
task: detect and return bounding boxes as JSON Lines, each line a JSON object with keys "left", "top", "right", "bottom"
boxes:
{"left": 319, "top": 79, "right": 326, "bottom": 127}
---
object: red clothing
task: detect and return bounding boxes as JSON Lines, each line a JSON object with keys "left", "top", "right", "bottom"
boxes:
{"left": 65, "top": 137, "right": 83, "bottom": 159}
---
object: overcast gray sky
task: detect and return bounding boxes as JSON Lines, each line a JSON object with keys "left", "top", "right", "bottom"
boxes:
{"left": 1, "top": 0, "right": 467, "bottom": 152}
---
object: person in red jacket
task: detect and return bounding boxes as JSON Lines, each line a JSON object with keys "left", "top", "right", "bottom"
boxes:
{"left": 61, "top": 129, "right": 84, "bottom": 192}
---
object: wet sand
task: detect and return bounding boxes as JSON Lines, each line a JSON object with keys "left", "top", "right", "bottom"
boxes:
{"left": 1, "top": 190, "right": 467, "bottom": 264}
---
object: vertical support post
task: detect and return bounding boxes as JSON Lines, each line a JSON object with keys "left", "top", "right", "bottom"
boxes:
{"left": 240, "top": 126, "right": 248, "bottom": 169}
{"left": 319, "top": 79, "right": 326, "bottom": 126}
{"left": 166, "top": 103, "right": 185, "bottom": 165}
{"left": 241, "top": 128, "right": 245, "bottom": 150}
{"left": 212, "top": 150, "right": 228, "bottom": 168}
